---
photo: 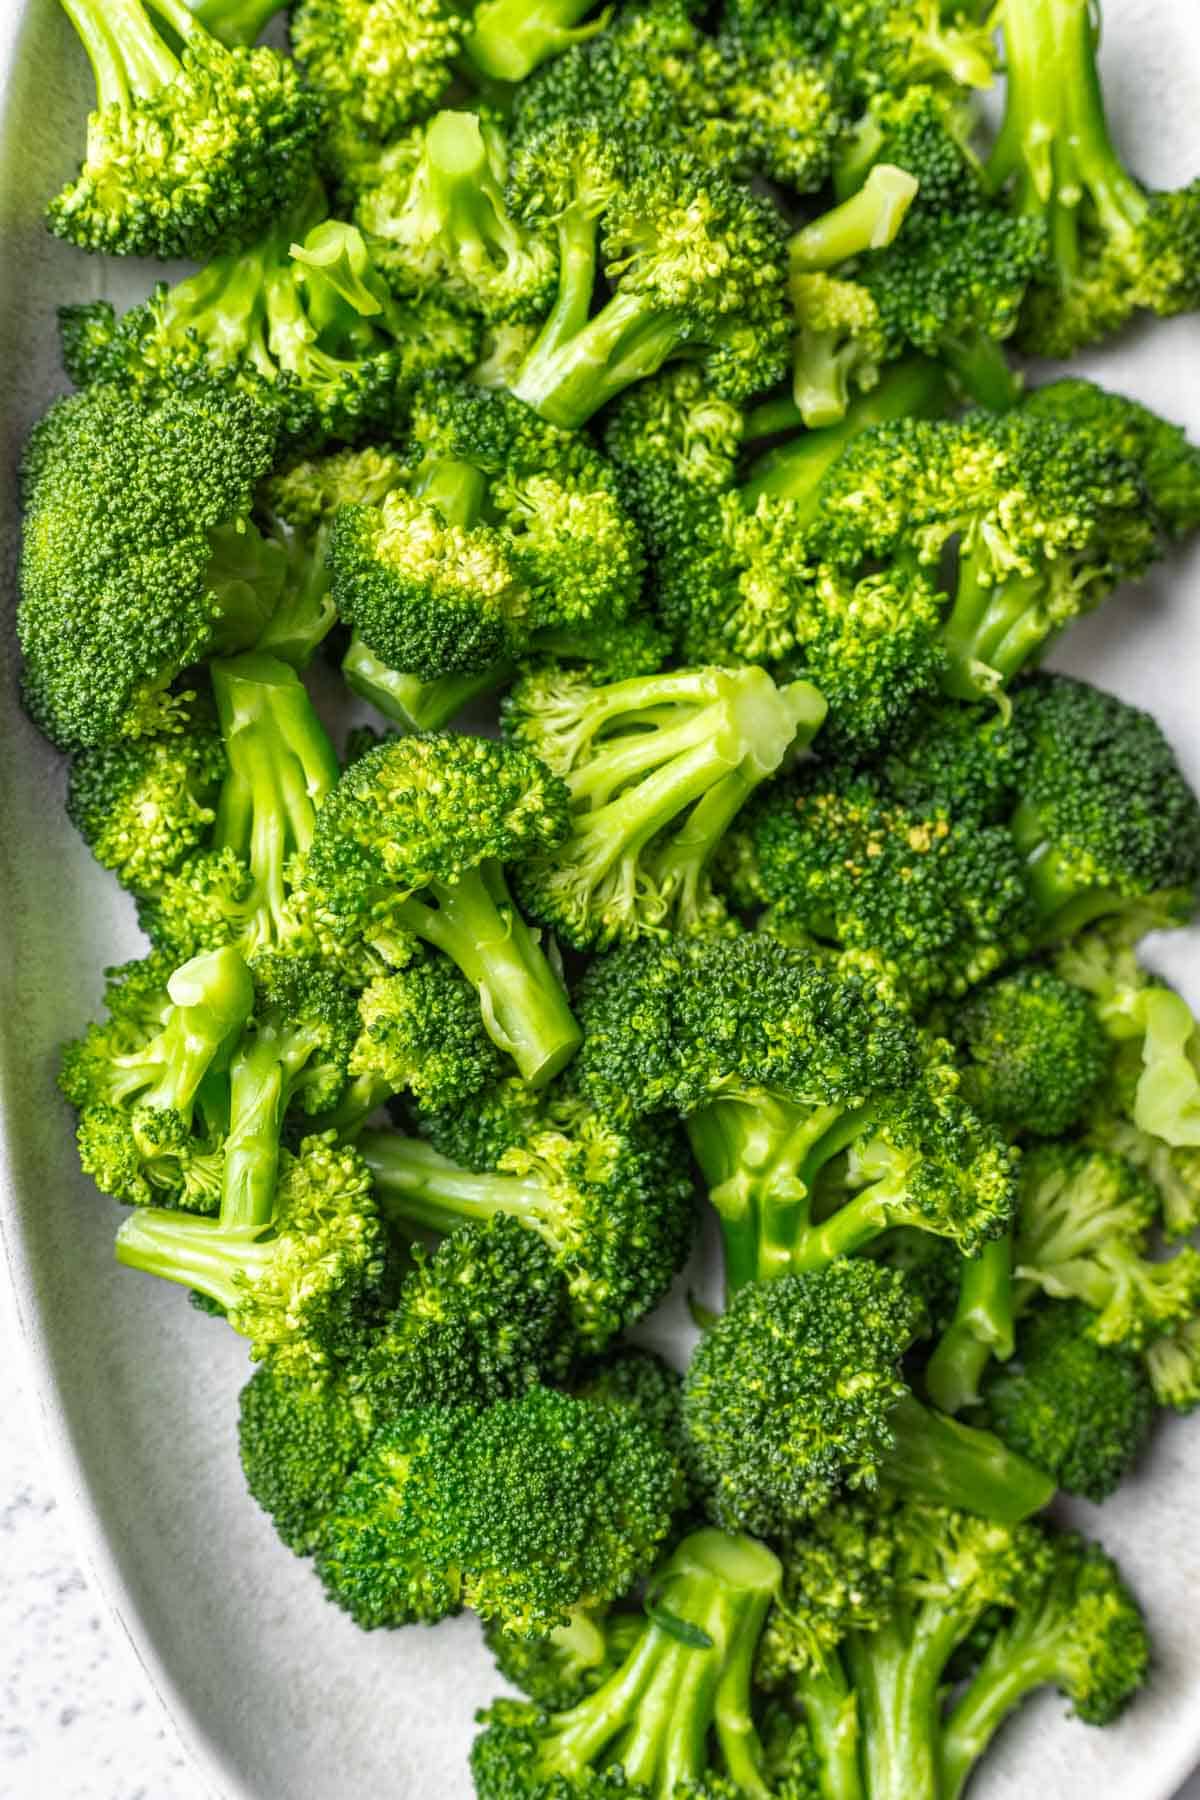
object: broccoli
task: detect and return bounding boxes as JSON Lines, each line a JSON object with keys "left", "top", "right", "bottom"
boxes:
{"left": 18, "top": 383, "right": 285, "bottom": 749}
{"left": 877, "top": 694, "right": 1025, "bottom": 823}
{"left": 940, "top": 1534, "right": 1150, "bottom": 1799}
{"left": 360, "top": 1092, "right": 695, "bottom": 1349}
{"left": 137, "top": 654, "right": 341, "bottom": 965}
{"left": 981, "top": 1302, "right": 1155, "bottom": 1503}
{"left": 329, "top": 382, "right": 644, "bottom": 682}
{"left": 923, "top": 1236, "right": 1016, "bottom": 1416}
{"left": 989, "top": 0, "right": 1200, "bottom": 356}
{"left": 484, "top": 1603, "right": 643, "bottom": 1714}
{"left": 726, "top": 0, "right": 998, "bottom": 107}
{"left": 47, "top": 0, "right": 322, "bottom": 259}
{"left": 290, "top": 0, "right": 463, "bottom": 143}
{"left": 1143, "top": 1318, "right": 1200, "bottom": 1414}
{"left": 681, "top": 1260, "right": 1054, "bottom": 1536}
{"left": 506, "top": 664, "right": 826, "bottom": 949}
{"left": 318, "top": 1385, "right": 678, "bottom": 1634}
{"left": 60, "top": 945, "right": 254, "bottom": 1212}
{"left": 499, "top": 121, "right": 792, "bottom": 427}
{"left": 59, "top": 199, "right": 478, "bottom": 456}
{"left": 843, "top": 1501, "right": 1055, "bottom": 1800}
{"left": 115, "top": 1130, "right": 390, "bottom": 1375}
{"left": 572, "top": 1347, "right": 694, "bottom": 1510}
{"left": 574, "top": 933, "right": 1015, "bottom": 1292}
{"left": 237, "top": 1358, "right": 377, "bottom": 1554}
{"left": 1025, "top": 378, "right": 1200, "bottom": 544}
{"left": 303, "top": 732, "right": 581, "bottom": 1084}
{"left": 730, "top": 765, "right": 1035, "bottom": 1003}
{"left": 950, "top": 966, "right": 1111, "bottom": 1138}
{"left": 471, "top": 1526, "right": 791, "bottom": 1798}
{"left": 1010, "top": 675, "right": 1200, "bottom": 943}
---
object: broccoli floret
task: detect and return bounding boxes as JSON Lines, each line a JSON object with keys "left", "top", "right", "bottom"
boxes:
{"left": 877, "top": 696, "right": 1024, "bottom": 823}
{"left": 60, "top": 945, "right": 255, "bottom": 1212}
{"left": 989, "top": 0, "right": 1200, "bottom": 355}
{"left": 1014, "top": 1142, "right": 1200, "bottom": 1350}
{"left": 304, "top": 732, "right": 581, "bottom": 1085}
{"left": 506, "top": 664, "right": 825, "bottom": 949}
{"left": 940, "top": 1534, "right": 1149, "bottom": 1799}
{"left": 360, "top": 1094, "right": 695, "bottom": 1349}
{"left": 574, "top": 1347, "right": 694, "bottom": 1510}
{"left": 982, "top": 1302, "right": 1154, "bottom": 1503}
{"left": 237, "top": 1359, "right": 377, "bottom": 1554}
{"left": 681, "top": 1260, "right": 1054, "bottom": 1536}
{"left": 138, "top": 654, "right": 341, "bottom": 965}
{"left": 1010, "top": 674, "right": 1200, "bottom": 943}
{"left": 483, "top": 1603, "right": 642, "bottom": 1713}
{"left": 59, "top": 200, "right": 478, "bottom": 457}
{"left": 951, "top": 966, "right": 1111, "bottom": 1138}
{"left": 1143, "top": 1318, "right": 1200, "bottom": 1413}
{"left": 1025, "top": 378, "right": 1200, "bottom": 543}
{"left": 115, "top": 1131, "right": 390, "bottom": 1375}
{"left": 733, "top": 766, "right": 1035, "bottom": 1003}
{"left": 46, "top": 0, "right": 322, "bottom": 259}
{"left": 844, "top": 1501, "right": 1056, "bottom": 1800}
{"left": 329, "top": 381, "right": 644, "bottom": 682}
{"left": 471, "top": 1527, "right": 786, "bottom": 1797}
{"left": 66, "top": 694, "right": 226, "bottom": 896}
{"left": 18, "top": 384, "right": 285, "bottom": 749}
{"left": 318, "top": 1385, "right": 678, "bottom": 1634}
{"left": 502, "top": 122, "right": 791, "bottom": 427}
{"left": 290, "top": 0, "right": 463, "bottom": 142}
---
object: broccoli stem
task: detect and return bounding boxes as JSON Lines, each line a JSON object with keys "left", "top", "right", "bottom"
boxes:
{"left": 107, "top": 947, "right": 255, "bottom": 1114}
{"left": 1008, "top": 798, "right": 1125, "bottom": 940}
{"left": 114, "top": 1208, "right": 272, "bottom": 1308}
{"left": 789, "top": 165, "right": 919, "bottom": 273}
{"left": 880, "top": 1392, "right": 1054, "bottom": 1521}
{"left": 940, "top": 559, "right": 1054, "bottom": 702}
{"left": 414, "top": 112, "right": 531, "bottom": 277}
{"left": 342, "top": 634, "right": 511, "bottom": 732}
{"left": 222, "top": 1012, "right": 333, "bottom": 1229}
{"left": 186, "top": 0, "right": 281, "bottom": 46}
{"left": 939, "top": 1610, "right": 1078, "bottom": 1800}
{"left": 62, "top": 0, "right": 181, "bottom": 105}
{"left": 847, "top": 1600, "right": 971, "bottom": 1800}
{"left": 255, "top": 524, "right": 337, "bottom": 668}
{"left": 389, "top": 862, "right": 581, "bottom": 1085}
{"left": 204, "top": 519, "right": 289, "bottom": 652}
{"left": 417, "top": 457, "right": 490, "bottom": 526}
{"left": 467, "top": 0, "right": 608, "bottom": 82}
{"left": 361, "top": 1133, "right": 544, "bottom": 1237}
{"left": 512, "top": 207, "right": 602, "bottom": 419}
{"left": 925, "top": 1234, "right": 1016, "bottom": 1414}
{"left": 211, "top": 653, "right": 340, "bottom": 955}
{"left": 938, "top": 331, "right": 1022, "bottom": 412}
{"left": 794, "top": 1660, "right": 864, "bottom": 1800}
{"left": 740, "top": 357, "right": 951, "bottom": 506}
{"left": 512, "top": 289, "right": 690, "bottom": 429}
{"left": 538, "top": 1530, "right": 780, "bottom": 1797}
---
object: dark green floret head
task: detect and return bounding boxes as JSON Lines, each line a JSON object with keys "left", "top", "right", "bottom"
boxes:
{"left": 1024, "top": 378, "right": 1200, "bottom": 543}
{"left": 350, "top": 956, "right": 505, "bottom": 1113}
{"left": 953, "top": 967, "right": 1111, "bottom": 1138}
{"left": 237, "top": 1361, "right": 377, "bottom": 1555}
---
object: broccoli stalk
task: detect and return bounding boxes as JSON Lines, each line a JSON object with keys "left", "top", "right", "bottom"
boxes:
{"left": 186, "top": 0, "right": 281, "bottom": 45}
{"left": 465, "top": 0, "right": 608, "bottom": 82}
{"left": 925, "top": 1234, "right": 1016, "bottom": 1414}
{"left": 342, "top": 634, "right": 512, "bottom": 733}
{"left": 471, "top": 1528, "right": 784, "bottom": 1799}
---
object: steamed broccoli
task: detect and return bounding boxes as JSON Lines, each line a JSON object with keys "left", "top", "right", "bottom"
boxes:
{"left": 681, "top": 1259, "right": 1054, "bottom": 1536}
{"left": 951, "top": 966, "right": 1111, "bottom": 1139}
{"left": 238, "top": 1358, "right": 377, "bottom": 1554}
{"left": 18, "top": 383, "right": 284, "bottom": 749}
{"left": 303, "top": 731, "right": 581, "bottom": 1084}
{"left": 47, "top": 0, "right": 322, "bottom": 259}
{"left": 1025, "top": 378, "right": 1200, "bottom": 543}
{"left": 484, "top": 1602, "right": 642, "bottom": 1714}
{"left": 506, "top": 664, "right": 826, "bottom": 948}
{"left": 989, "top": 0, "right": 1200, "bottom": 355}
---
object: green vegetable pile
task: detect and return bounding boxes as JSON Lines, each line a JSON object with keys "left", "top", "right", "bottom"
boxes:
{"left": 23, "top": 0, "right": 1200, "bottom": 1789}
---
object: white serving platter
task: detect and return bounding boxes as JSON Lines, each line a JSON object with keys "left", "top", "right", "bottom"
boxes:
{"left": 2, "top": 0, "right": 1200, "bottom": 1794}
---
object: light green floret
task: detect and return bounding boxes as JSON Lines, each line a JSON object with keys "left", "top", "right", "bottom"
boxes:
{"left": 304, "top": 733, "right": 581, "bottom": 1086}
{"left": 508, "top": 664, "right": 826, "bottom": 949}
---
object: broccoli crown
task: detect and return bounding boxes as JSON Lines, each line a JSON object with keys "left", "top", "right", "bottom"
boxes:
{"left": 876, "top": 697, "right": 1024, "bottom": 823}
{"left": 290, "top": 0, "right": 465, "bottom": 143}
{"left": 953, "top": 966, "right": 1111, "bottom": 1138}
{"left": 508, "top": 664, "right": 825, "bottom": 947}
{"left": 66, "top": 697, "right": 226, "bottom": 895}
{"left": 365, "top": 1215, "right": 578, "bottom": 1408}
{"left": 736, "top": 768, "right": 1035, "bottom": 1003}
{"left": 983, "top": 1302, "right": 1154, "bottom": 1503}
{"left": 1025, "top": 378, "right": 1200, "bottom": 544}
{"left": 573, "top": 932, "right": 921, "bottom": 1121}
{"left": 46, "top": 0, "right": 323, "bottom": 260}
{"left": 574, "top": 1347, "right": 693, "bottom": 1509}
{"left": 307, "top": 731, "right": 569, "bottom": 925}
{"left": 1010, "top": 674, "right": 1200, "bottom": 935}
{"left": 989, "top": 0, "right": 1200, "bottom": 355}
{"left": 756, "top": 1498, "right": 901, "bottom": 1691}
{"left": 413, "top": 1073, "right": 547, "bottom": 1172}
{"left": 19, "top": 382, "right": 282, "bottom": 749}
{"left": 682, "top": 1259, "right": 923, "bottom": 1533}
{"left": 319, "top": 1385, "right": 677, "bottom": 1635}
{"left": 350, "top": 957, "right": 504, "bottom": 1113}
{"left": 1014, "top": 1141, "right": 1200, "bottom": 1350}
{"left": 237, "top": 1360, "right": 376, "bottom": 1555}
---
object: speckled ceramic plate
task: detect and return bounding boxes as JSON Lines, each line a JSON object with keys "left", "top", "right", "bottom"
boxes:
{"left": 3, "top": 1, "right": 1200, "bottom": 1794}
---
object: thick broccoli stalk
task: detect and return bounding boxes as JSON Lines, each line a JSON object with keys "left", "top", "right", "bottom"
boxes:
{"left": 682, "top": 1261, "right": 1054, "bottom": 1536}
{"left": 361, "top": 1099, "right": 695, "bottom": 1349}
{"left": 60, "top": 946, "right": 255, "bottom": 1210}
{"left": 1008, "top": 676, "right": 1200, "bottom": 944}
{"left": 48, "top": 0, "right": 322, "bottom": 259}
{"left": 114, "top": 1132, "right": 389, "bottom": 1374}
{"left": 506, "top": 125, "right": 791, "bottom": 427}
{"left": 466, "top": 0, "right": 606, "bottom": 81}
{"left": 508, "top": 665, "right": 824, "bottom": 948}
{"left": 18, "top": 384, "right": 285, "bottom": 750}
{"left": 305, "top": 733, "right": 581, "bottom": 1085}
{"left": 341, "top": 635, "right": 512, "bottom": 733}
{"left": 989, "top": 0, "right": 1200, "bottom": 354}
{"left": 470, "top": 1527, "right": 785, "bottom": 1799}
{"left": 940, "top": 1535, "right": 1150, "bottom": 1799}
